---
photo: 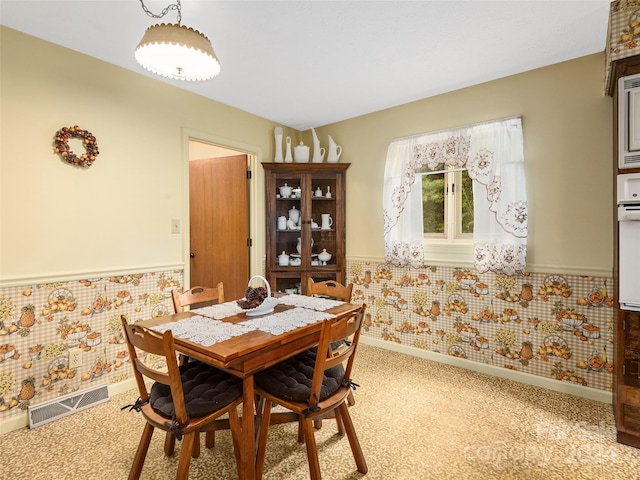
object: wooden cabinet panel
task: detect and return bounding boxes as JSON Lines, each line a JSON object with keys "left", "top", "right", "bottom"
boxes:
{"left": 617, "top": 310, "right": 640, "bottom": 447}
{"left": 623, "top": 404, "right": 640, "bottom": 433}
{"left": 624, "top": 311, "right": 640, "bottom": 388}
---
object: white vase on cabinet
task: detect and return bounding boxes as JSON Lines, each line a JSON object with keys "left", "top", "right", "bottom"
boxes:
{"left": 274, "top": 127, "right": 284, "bottom": 163}
{"left": 284, "top": 136, "right": 293, "bottom": 163}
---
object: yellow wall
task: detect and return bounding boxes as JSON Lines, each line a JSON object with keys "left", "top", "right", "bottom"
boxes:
{"left": 0, "top": 26, "right": 291, "bottom": 283}
{"left": 314, "top": 53, "right": 613, "bottom": 275}
{"left": 1, "top": 27, "right": 614, "bottom": 282}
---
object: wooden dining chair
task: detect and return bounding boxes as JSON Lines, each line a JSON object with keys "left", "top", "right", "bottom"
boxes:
{"left": 172, "top": 283, "right": 225, "bottom": 312}
{"left": 120, "top": 315, "right": 243, "bottom": 480}
{"left": 170, "top": 283, "right": 227, "bottom": 449}
{"left": 254, "top": 305, "right": 368, "bottom": 480}
{"left": 307, "top": 279, "right": 356, "bottom": 409}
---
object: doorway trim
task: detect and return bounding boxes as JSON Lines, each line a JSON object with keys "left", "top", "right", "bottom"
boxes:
{"left": 181, "top": 127, "right": 264, "bottom": 289}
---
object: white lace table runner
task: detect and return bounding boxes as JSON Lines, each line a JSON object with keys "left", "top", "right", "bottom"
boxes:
{"left": 278, "top": 294, "right": 344, "bottom": 311}
{"left": 151, "top": 305, "right": 337, "bottom": 346}
{"left": 191, "top": 301, "right": 244, "bottom": 319}
{"left": 239, "top": 307, "right": 335, "bottom": 335}
{"left": 150, "top": 315, "right": 255, "bottom": 347}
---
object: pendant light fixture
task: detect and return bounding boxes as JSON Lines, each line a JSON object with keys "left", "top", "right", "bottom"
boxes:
{"left": 135, "top": 0, "right": 220, "bottom": 81}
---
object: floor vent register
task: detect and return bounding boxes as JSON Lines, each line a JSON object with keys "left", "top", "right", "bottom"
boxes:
{"left": 28, "top": 384, "right": 109, "bottom": 428}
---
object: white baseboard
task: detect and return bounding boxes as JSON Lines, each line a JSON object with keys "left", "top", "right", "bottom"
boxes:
{"left": 0, "top": 378, "right": 137, "bottom": 436}
{"left": 360, "top": 336, "right": 613, "bottom": 404}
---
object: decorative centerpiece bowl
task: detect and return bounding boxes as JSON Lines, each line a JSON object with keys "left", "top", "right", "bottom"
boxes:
{"left": 318, "top": 249, "right": 332, "bottom": 265}
{"left": 237, "top": 275, "right": 278, "bottom": 316}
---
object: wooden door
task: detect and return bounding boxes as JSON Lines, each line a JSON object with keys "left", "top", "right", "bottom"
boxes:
{"left": 189, "top": 155, "right": 249, "bottom": 300}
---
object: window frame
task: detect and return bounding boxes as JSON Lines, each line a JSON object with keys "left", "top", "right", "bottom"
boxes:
{"left": 419, "top": 166, "right": 473, "bottom": 241}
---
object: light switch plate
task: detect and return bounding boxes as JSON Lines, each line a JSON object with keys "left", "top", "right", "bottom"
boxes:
{"left": 171, "top": 219, "right": 180, "bottom": 234}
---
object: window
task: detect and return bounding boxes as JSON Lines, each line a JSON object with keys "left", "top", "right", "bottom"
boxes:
{"left": 383, "top": 116, "right": 526, "bottom": 274}
{"left": 419, "top": 165, "right": 474, "bottom": 241}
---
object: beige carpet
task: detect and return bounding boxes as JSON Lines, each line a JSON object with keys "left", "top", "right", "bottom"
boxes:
{"left": 2, "top": 344, "right": 640, "bottom": 480}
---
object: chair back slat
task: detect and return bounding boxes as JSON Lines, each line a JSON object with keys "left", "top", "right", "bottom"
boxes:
{"left": 172, "top": 283, "right": 225, "bottom": 312}
{"left": 125, "top": 321, "right": 171, "bottom": 356}
{"left": 329, "top": 313, "right": 360, "bottom": 342}
{"left": 134, "top": 359, "right": 171, "bottom": 386}
{"left": 322, "top": 350, "right": 351, "bottom": 370}
{"left": 308, "top": 305, "right": 366, "bottom": 405}
{"left": 307, "top": 279, "right": 353, "bottom": 302}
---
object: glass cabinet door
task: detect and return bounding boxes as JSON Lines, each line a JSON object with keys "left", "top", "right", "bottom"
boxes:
{"left": 273, "top": 171, "right": 304, "bottom": 271}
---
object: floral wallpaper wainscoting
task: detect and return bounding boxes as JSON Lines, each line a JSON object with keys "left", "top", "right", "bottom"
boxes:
{"left": 0, "top": 269, "right": 182, "bottom": 422}
{"left": 348, "top": 260, "right": 614, "bottom": 393}
{"left": 0, "top": 262, "right": 613, "bottom": 429}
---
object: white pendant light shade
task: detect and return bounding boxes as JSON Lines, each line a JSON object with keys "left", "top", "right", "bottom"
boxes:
{"left": 135, "top": 23, "right": 220, "bottom": 81}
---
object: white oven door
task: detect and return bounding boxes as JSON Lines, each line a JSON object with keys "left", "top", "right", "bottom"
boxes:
{"left": 619, "top": 204, "right": 640, "bottom": 310}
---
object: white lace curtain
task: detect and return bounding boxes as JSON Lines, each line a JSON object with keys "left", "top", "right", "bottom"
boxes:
{"left": 383, "top": 116, "right": 527, "bottom": 275}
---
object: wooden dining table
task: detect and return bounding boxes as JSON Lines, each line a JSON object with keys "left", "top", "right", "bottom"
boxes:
{"left": 137, "top": 297, "right": 361, "bottom": 480}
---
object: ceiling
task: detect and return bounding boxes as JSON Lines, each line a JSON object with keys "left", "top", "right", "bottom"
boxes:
{"left": 0, "top": 1, "right": 611, "bottom": 131}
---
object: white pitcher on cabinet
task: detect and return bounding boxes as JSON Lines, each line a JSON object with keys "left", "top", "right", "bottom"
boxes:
{"left": 327, "top": 135, "right": 342, "bottom": 163}
{"left": 296, "top": 237, "right": 314, "bottom": 254}
{"left": 311, "top": 128, "right": 325, "bottom": 163}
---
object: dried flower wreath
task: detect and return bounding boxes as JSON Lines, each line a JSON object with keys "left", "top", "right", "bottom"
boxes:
{"left": 54, "top": 126, "right": 99, "bottom": 168}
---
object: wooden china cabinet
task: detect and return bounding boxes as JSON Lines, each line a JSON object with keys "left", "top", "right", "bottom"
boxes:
{"left": 610, "top": 57, "right": 640, "bottom": 448}
{"left": 262, "top": 163, "right": 349, "bottom": 295}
